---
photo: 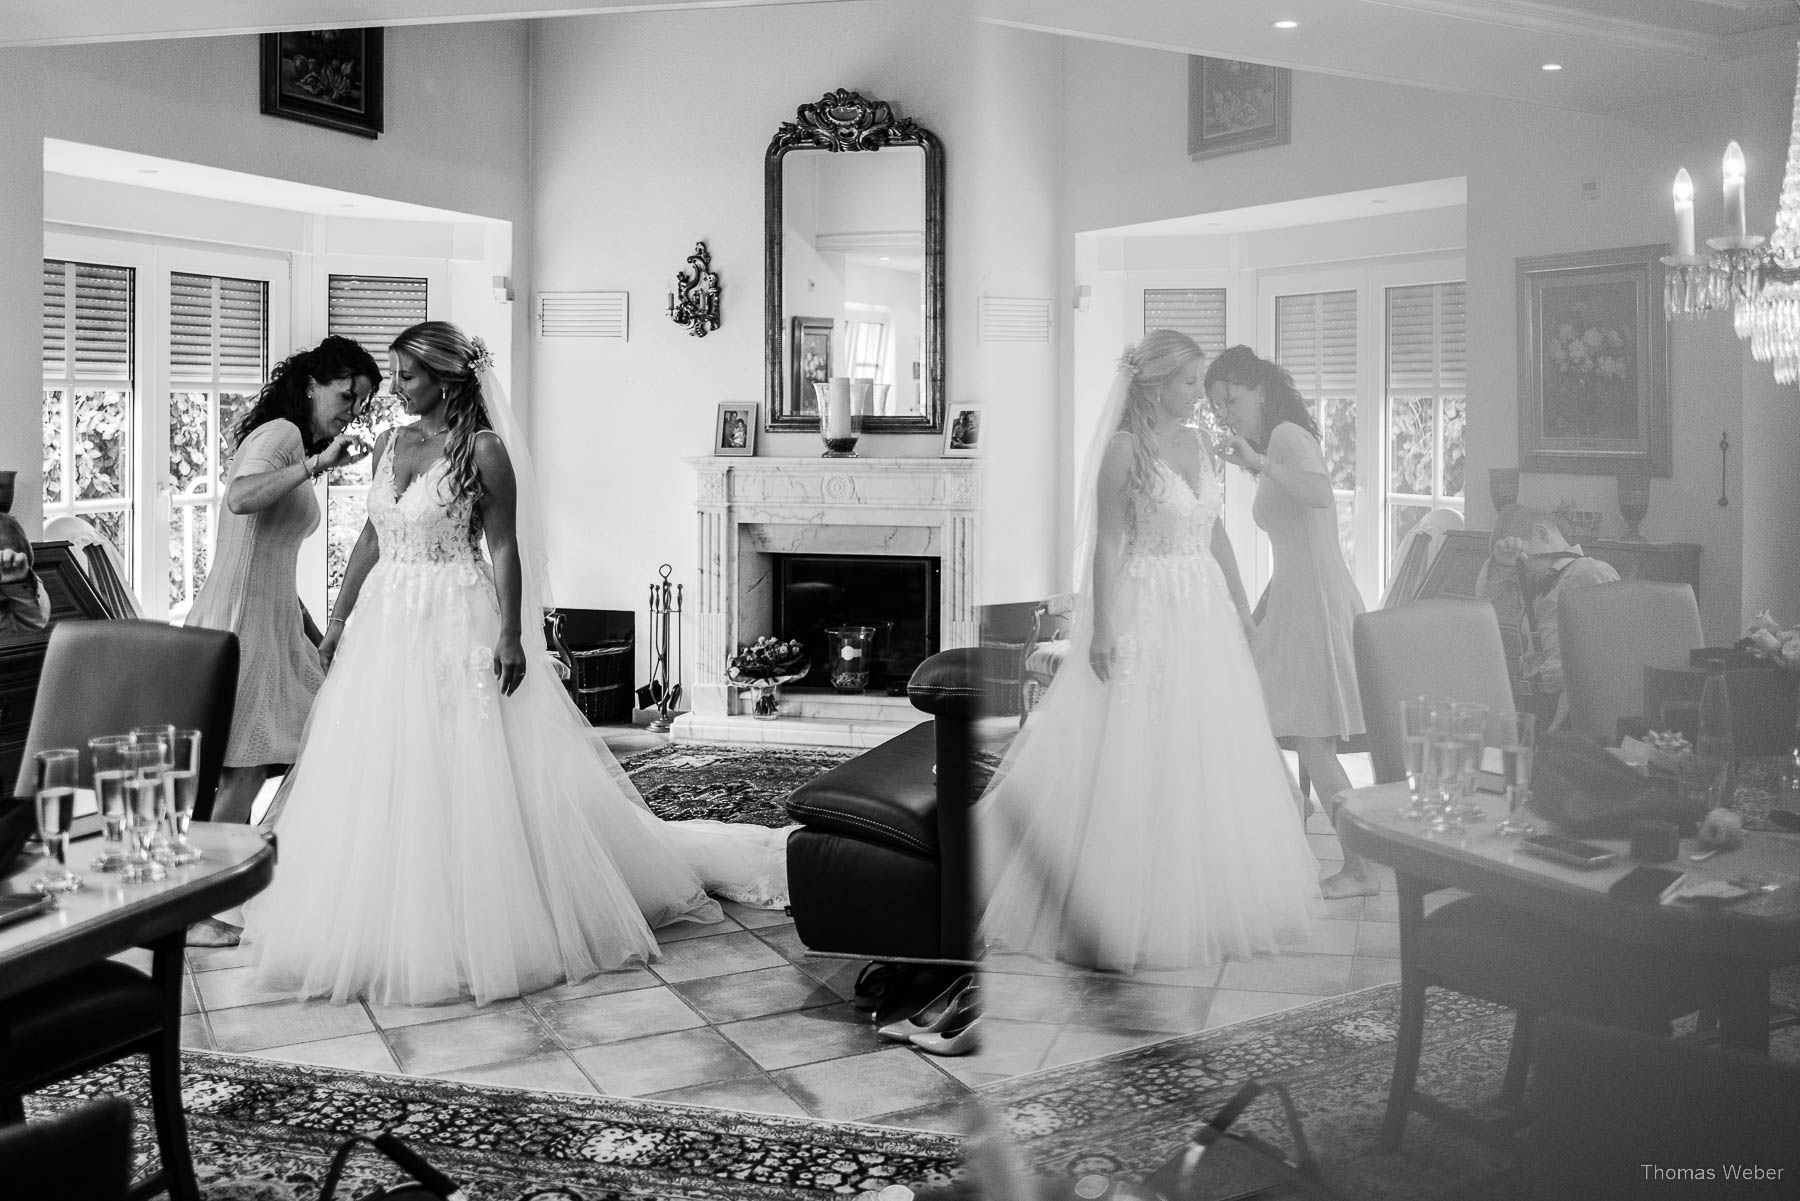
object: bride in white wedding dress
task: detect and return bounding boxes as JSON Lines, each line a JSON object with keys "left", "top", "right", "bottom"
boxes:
{"left": 977, "top": 330, "right": 1318, "bottom": 973}
{"left": 246, "top": 322, "right": 787, "bottom": 1007}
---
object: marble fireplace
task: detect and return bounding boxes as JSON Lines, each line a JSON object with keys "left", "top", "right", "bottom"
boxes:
{"left": 675, "top": 456, "right": 981, "bottom": 747}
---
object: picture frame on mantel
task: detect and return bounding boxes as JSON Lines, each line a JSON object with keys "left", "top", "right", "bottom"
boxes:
{"left": 1517, "top": 244, "right": 1671, "bottom": 477}
{"left": 943, "top": 403, "right": 981, "bottom": 458}
{"left": 260, "top": 29, "right": 384, "bottom": 139}
{"left": 1188, "top": 56, "right": 1291, "bottom": 160}
{"left": 714, "top": 402, "right": 757, "bottom": 457}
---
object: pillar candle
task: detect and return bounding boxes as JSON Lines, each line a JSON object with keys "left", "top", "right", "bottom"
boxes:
{"left": 1722, "top": 141, "right": 1747, "bottom": 238}
{"left": 826, "top": 377, "right": 852, "bottom": 438}
{"left": 1673, "top": 168, "right": 1695, "bottom": 257}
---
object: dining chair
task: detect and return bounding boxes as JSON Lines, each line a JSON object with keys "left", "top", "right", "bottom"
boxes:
{"left": 2, "top": 619, "right": 238, "bottom": 1201}
{"left": 1353, "top": 599, "right": 1708, "bottom": 1154}
{"left": 1524, "top": 1014, "right": 1800, "bottom": 1200}
{"left": 1559, "top": 579, "right": 1702, "bottom": 745}
{"left": 0, "top": 1096, "right": 134, "bottom": 1200}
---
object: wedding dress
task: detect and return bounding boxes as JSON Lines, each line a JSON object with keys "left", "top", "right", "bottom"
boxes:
{"left": 247, "top": 365, "right": 789, "bottom": 1007}
{"left": 977, "top": 426, "right": 1318, "bottom": 973}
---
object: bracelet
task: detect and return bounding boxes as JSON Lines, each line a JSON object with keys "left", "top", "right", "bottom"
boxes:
{"left": 327, "top": 617, "right": 345, "bottom": 627}
{"left": 304, "top": 455, "right": 320, "bottom": 479}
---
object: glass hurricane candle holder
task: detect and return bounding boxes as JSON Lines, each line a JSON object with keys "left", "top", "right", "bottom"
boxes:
{"left": 826, "top": 626, "right": 877, "bottom": 693}
{"left": 814, "top": 380, "right": 864, "bottom": 458}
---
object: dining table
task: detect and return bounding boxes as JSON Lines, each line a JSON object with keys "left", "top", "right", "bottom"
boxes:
{"left": 1337, "top": 775, "right": 1800, "bottom": 1053}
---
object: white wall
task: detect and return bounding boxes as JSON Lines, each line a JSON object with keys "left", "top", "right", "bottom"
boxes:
{"left": 0, "top": 23, "right": 534, "bottom": 534}
{"left": 528, "top": 0, "right": 986, "bottom": 682}
{"left": 1027, "top": 30, "right": 1796, "bottom": 642}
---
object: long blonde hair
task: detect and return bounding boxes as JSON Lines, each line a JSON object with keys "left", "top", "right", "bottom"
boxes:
{"left": 389, "top": 321, "right": 493, "bottom": 505}
{"left": 1117, "top": 328, "right": 1204, "bottom": 499}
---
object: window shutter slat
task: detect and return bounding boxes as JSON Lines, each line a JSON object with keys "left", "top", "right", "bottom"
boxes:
{"left": 169, "top": 272, "right": 267, "bottom": 385}
{"left": 1276, "top": 290, "right": 1357, "bottom": 399}
{"left": 1143, "top": 288, "right": 1227, "bottom": 356}
{"left": 42, "top": 260, "right": 67, "bottom": 376}
{"left": 72, "top": 263, "right": 134, "bottom": 381}
{"left": 328, "top": 275, "right": 429, "bottom": 361}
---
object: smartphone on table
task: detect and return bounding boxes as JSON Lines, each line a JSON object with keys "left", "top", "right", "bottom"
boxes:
{"left": 0, "top": 892, "right": 56, "bottom": 929}
{"left": 1519, "top": 833, "right": 1621, "bottom": 869}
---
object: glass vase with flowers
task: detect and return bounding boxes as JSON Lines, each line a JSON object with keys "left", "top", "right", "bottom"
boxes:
{"left": 726, "top": 636, "right": 810, "bottom": 719}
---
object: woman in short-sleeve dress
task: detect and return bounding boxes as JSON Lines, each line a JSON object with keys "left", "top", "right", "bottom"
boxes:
{"left": 1206, "top": 346, "right": 1373, "bottom": 898}
{"left": 185, "top": 336, "right": 379, "bottom": 824}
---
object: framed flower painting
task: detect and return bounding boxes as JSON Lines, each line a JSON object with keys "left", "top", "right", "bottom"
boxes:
{"left": 1517, "top": 244, "right": 1670, "bottom": 476}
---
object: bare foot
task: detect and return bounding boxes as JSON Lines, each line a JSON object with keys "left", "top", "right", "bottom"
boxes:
{"left": 186, "top": 916, "right": 242, "bottom": 948}
{"left": 1319, "top": 870, "right": 1379, "bottom": 900}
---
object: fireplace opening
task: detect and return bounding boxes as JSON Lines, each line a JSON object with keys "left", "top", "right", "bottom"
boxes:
{"left": 774, "top": 553, "right": 940, "bottom": 692}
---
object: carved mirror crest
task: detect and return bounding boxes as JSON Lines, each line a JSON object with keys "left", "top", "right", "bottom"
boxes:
{"left": 764, "top": 89, "right": 945, "bottom": 433}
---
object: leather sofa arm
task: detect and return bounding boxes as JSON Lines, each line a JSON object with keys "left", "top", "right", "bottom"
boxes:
{"left": 908, "top": 647, "right": 1010, "bottom": 719}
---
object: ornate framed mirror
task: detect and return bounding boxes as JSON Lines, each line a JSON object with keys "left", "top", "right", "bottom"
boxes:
{"left": 764, "top": 90, "right": 945, "bottom": 433}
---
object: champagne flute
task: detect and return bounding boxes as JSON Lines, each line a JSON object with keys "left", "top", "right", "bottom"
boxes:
{"left": 1397, "top": 697, "right": 1438, "bottom": 821}
{"left": 164, "top": 729, "right": 203, "bottom": 865}
{"left": 131, "top": 724, "right": 178, "bottom": 863}
{"left": 1450, "top": 702, "right": 1490, "bottom": 825}
{"left": 88, "top": 733, "right": 134, "bottom": 872}
{"left": 31, "top": 748, "right": 83, "bottom": 894}
{"left": 1492, "top": 710, "right": 1538, "bottom": 837}
{"left": 119, "top": 741, "right": 167, "bottom": 884}
{"left": 1425, "top": 704, "right": 1466, "bottom": 833}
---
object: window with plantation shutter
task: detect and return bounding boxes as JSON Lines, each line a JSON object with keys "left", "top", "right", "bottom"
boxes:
{"left": 1143, "top": 288, "right": 1227, "bottom": 355}
{"left": 1384, "top": 281, "right": 1467, "bottom": 568}
{"left": 42, "top": 259, "right": 138, "bottom": 565}
{"left": 328, "top": 274, "right": 428, "bottom": 361}
{"left": 169, "top": 273, "right": 268, "bottom": 385}
{"left": 1274, "top": 289, "right": 1360, "bottom": 574}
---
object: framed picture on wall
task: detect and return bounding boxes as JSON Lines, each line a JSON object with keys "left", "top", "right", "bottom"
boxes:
{"left": 1517, "top": 244, "right": 1671, "bottom": 477}
{"left": 260, "top": 29, "right": 385, "bottom": 138}
{"left": 943, "top": 403, "right": 981, "bottom": 458}
{"left": 1188, "top": 56, "right": 1291, "bottom": 160}
{"left": 789, "top": 316, "right": 832, "bottom": 417}
{"left": 714, "top": 402, "right": 758, "bottom": 457}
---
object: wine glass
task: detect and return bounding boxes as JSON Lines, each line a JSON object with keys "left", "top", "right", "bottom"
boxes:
{"left": 119, "top": 740, "right": 167, "bottom": 884}
{"left": 31, "top": 748, "right": 83, "bottom": 894}
{"left": 131, "top": 724, "right": 178, "bottom": 863}
{"left": 1491, "top": 710, "right": 1538, "bottom": 837}
{"left": 164, "top": 729, "right": 204, "bottom": 865}
{"left": 1397, "top": 697, "right": 1439, "bottom": 821}
{"left": 1450, "top": 702, "right": 1490, "bottom": 825}
{"left": 88, "top": 733, "right": 135, "bottom": 872}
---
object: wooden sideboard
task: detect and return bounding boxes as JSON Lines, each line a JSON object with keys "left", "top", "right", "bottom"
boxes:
{"left": 1415, "top": 530, "right": 1703, "bottom": 703}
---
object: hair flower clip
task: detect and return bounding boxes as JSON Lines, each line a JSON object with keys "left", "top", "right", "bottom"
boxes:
{"left": 1116, "top": 350, "right": 1140, "bottom": 377}
{"left": 467, "top": 336, "right": 496, "bottom": 376}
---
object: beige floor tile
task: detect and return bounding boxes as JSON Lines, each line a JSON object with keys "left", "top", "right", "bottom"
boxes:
{"left": 1216, "top": 953, "right": 1356, "bottom": 996}
{"left": 644, "top": 1073, "right": 812, "bottom": 1118}
{"left": 790, "top": 954, "right": 865, "bottom": 1001}
{"left": 771, "top": 1047, "right": 967, "bottom": 1121}
{"left": 523, "top": 967, "right": 661, "bottom": 1006}
{"left": 927, "top": 1017, "right": 1060, "bottom": 1086}
{"left": 367, "top": 996, "right": 523, "bottom": 1031}
{"left": 1348, "top": 957, "right": 1404, "bottom": 990}
{"left": 257, "top": 1031, "right": 399, "bottom": 1074}
{"left": 430, "top": 1051, "right": 598, "bottom": 1095}
{"left": 386, "top": 1009, "right": 559, "bottom": 1075}
{"left": 1285, "top": 918, "right": 1361, "bottom": 957}
{"left": 657, "top": 914, "right": 741, "bottom": 944}
{"left": 181, "top": 974, "right": 201, "bottom": 1015}
{"left": 192, "top": 964, "right": 294, "bottom": 1012}
{"left": 717, "top": 1006, "right": 882, "bottom": 1071}
{"left": 866, "top": 1099, "right": 978, "bottom": 1135}
{"left": 185, "top": 942, "right": 258, "bottom": 973}
{"left": 1307, "top": 833, "right": 1344, "bottom": 860}
{"left": 980, "top": 951, "right": 1089, "bottom": 979}
{"left": 1074, "top": 979, "right": 1212, "bottom": 1034}
{"left": 535, "top": 985, "right": 705, "bottom": 1048}
{"left": 1202, "top": 989, "right": 1317, "bottom": 1030}
{"left": 670, "top": 965, "right": 839, "bottom": 1023}
{"left": 573, "top": 1027, "right": 760, "bottom": 1097}
{"left": 209, "top": 999, "right": 376, "bottom": 1053}
{"left": 650, "top": 930, "right": 789, "bottom": 983}
{"left": 1355, "top": 921, "right": 1401, "bottom": 958}
{"left": 979, "top": 972, "right": 1088, "bottom": 1024}
{"left": 1038, "top": 1025, "right": 1173, "bottom": 1070}
{"left": 1310, "top": 895, "right": 1368, "bottom": 921}
{"left": 110, "top": 947, "right": 154, "bottom": 973}
{"left": 743, "top": 922, "right": 811, "bottom": 965}
{"left": 1361, "top": 891, "right": 1400, "bottom": 922}
{"left": 721, "top": 900, "right": 792, "bottom": 930}
{"left": 1120, "top": 963, "right": 1225, "bottom": 989}
{"left": 180, "top": 1013, "right": 213, "bottom": 1051}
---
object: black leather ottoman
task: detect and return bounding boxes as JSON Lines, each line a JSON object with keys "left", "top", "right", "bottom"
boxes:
{"left": 783, "top": 648, "right": 999, "bottom": 965}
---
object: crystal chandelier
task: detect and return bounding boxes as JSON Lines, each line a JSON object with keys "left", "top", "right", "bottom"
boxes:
{"left": 1662, "top": 17, "right": 1800, "bottom": 386}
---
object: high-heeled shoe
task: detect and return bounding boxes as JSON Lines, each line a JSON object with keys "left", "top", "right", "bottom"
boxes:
{"left": 875, "top": 972, "right": 976, "bottom": 1041}
{"left": 910, "top": 998, "right": 980, "bottom": 1056}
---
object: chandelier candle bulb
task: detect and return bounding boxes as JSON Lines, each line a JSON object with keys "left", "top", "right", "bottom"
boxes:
{"left": 1674, "top": 168, "right": 1695, "bottom": 257}
{"left": 1724, "top": 141, "right": 1748, "bottom": 239}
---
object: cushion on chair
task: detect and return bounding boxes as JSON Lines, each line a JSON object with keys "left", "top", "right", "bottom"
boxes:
{"left": 0, "top": 962, "right": 161, "bottom": 1086}
{"left": 1419, "top": 897, "right": 1705, "bottom": 1032}
{"left": 783, "top": 722, "right": 938, "bottom": 856}
{"left": 1560, "top": 580, "right": 1702, "bottom": 746}
{"left": 1355, "top": 600, "right": 1515, "bottom": 785}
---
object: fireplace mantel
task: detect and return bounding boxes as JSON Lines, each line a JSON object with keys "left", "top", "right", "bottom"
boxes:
{"left": 678, "top": 456, "right": 981, "bottom": 745}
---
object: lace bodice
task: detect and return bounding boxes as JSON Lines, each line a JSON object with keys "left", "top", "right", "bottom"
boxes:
{"left": 370, "top": 448, "right": 483, "bottom": 566}
{"left": 1127, "top": 442, "right": 1222, "bottom": 560}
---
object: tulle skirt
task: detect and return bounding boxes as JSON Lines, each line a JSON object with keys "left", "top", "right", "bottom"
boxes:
{"left": 977, "top": 552, "right": 1319, "bottom": 973}
{"left": 245, "top": 558, "right": 748, "bottom": 1007}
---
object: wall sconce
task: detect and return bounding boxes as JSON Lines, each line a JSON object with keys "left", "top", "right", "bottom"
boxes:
{"left": 667, "top": 241, "right": 721, "bottom": 337}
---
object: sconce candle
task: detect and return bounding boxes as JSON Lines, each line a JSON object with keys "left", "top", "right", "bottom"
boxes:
{"left": 1673, "top": 168, "right": 1695, "bottom": 257}
{"left": 1722, "top": 141, "right": 1747, "bottom": 239}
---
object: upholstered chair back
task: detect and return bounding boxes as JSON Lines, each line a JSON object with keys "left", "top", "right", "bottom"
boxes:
{"left": 1559, "top": 580, "right": 1702, "bottom": 745}
{"left": 1354, "top": 599, "right": 1514, "bottom": 785}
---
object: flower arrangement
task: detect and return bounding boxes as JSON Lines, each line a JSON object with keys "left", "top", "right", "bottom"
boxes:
{"left": 726, "top": 636, "right": 808, "bottom": 684}
{"left": 1737, "top": 610, "right": 1800, "bottom": 672}
{"left": 1548, "top": 314, "right": 1632, "bottom": 388}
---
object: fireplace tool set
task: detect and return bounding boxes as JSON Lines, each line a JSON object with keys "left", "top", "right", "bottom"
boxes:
{"left": 637, "top": 564, "right": 683, "bottom": 732}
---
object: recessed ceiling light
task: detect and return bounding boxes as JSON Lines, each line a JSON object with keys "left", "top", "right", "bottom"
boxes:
{"left": 137, "top": 168, "right": 159, "bottom": 175}
{"left": 1371, "top": 198, "right": 1389, "bottom": 205}
{"left": 338, "top": 202, "right": 356, "bottom": 208}
{"left": 1271, "top": 19, "right": 1299, "bottom": 29}
{"left": 1542, "top": 62, "right": 1563, "bottom": 71}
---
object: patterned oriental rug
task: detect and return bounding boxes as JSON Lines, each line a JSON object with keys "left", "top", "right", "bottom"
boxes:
{"left": 30, "top": 1053, "right": 962, "bottom": 1201}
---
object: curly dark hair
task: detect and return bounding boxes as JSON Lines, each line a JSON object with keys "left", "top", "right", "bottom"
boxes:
{"left": 234, "top": 335, "right": 383, "bottom": 454}
{"left": 1203, "top": 344, "right": 1321, "bottom": 453}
